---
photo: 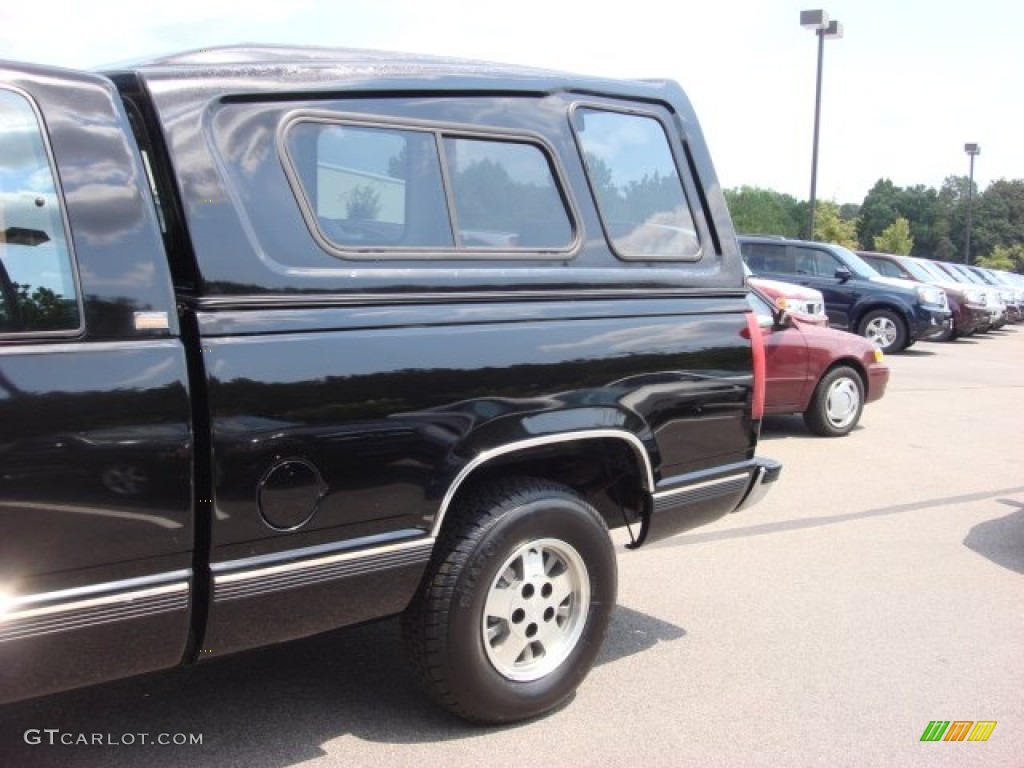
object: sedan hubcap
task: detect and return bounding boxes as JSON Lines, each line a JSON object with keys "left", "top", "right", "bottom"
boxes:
{"left": 482, "top": 538, "right": 589, "bottom": 681}
{"left": 825, "top": 377, "right": 860, "bottom": 428}
{"left": 864, "top": 317, "right": 897, "bottom": 348}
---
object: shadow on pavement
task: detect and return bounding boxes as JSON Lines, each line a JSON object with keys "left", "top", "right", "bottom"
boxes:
{"left": 962, "top": 499, "right": 1024, "bottom": 575}
{"left": 650, "top": 485, "right": 1024, "bottom": 550}
{"left": 0, "top": 605, "right": 682, "bottom": 768}
{"left": 896, "top": 346, "right": 937, "bottom": 357}
{"left": 757, "top": 414, "right": 863, "bottom": 441}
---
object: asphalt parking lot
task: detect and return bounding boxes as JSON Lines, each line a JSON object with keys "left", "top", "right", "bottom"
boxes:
{"left": 1, "top": 327, "right": 1022, "bottom": 768}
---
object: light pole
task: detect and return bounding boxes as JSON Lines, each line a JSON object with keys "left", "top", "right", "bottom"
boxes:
{"left": 963, "top": 143, "right": 980, "bottom": 265}
{"left": 800, "top": 9, "right": 843, "bottom": 240}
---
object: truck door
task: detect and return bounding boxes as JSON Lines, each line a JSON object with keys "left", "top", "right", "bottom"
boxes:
{"left": 0, "top": 64, "right": 193, "bottom": 704}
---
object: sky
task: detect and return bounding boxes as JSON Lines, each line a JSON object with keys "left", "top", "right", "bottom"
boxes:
{"left": 0, "top": 0, "right": 1020, "bottom": 205}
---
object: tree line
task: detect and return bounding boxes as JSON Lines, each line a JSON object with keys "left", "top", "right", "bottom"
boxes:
{"left": 725, "top": 176, "right": 1024, "bottom": 273}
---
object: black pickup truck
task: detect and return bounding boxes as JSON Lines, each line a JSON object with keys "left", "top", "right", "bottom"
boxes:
{"left": 0, "top": 46, "right": 779, "bottom": 723}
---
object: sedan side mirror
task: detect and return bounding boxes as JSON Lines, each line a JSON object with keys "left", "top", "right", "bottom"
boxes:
{"left": 834, "top": 266, "right": 853, "bottom": 282}
{"left": 772, "top": 308, "right": 794, "bottom": 329}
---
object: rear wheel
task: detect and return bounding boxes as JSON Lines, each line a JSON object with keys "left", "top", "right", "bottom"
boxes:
{"left": 857, "top": 309, "right": 907, "bottom": 353}
{"left": 402, "top": 477, "right": 617, "bottom": 723}
{"left": 803, "top": 365, "right": 864, "bottom": 437}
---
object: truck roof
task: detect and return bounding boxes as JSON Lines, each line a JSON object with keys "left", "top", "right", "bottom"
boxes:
{"left": 101, "top": 44, "right": 687, "bottom": 105}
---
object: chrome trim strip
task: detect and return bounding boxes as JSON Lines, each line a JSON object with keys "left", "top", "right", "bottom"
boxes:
{"left": 1, "top": 576, "right": 190, "bottom": 643}
{"left": 651, "top": 472, "right": 750, "bottom": 500}
{"left": 212, "top": 538, "right": 434, "bottom": 602}
{"left": 3, "top": 583, "right": 187, "bottom": 622}
{"left": 433, "top": 429, "right": 654, "bottom": 538}
{"left": 193, "top": 288, "right": 749, "bottom": 311}
{"left": 733, "top": 466, "right": 768, "bottom": 513}
{"left": 210, "top": 532, "right": 421, "bottom": 574}
{"left": 2, "top": 570, "right": 191, "bottom": 611}
{"left": 0, "top": 339, "right": 185, "bottom": 357}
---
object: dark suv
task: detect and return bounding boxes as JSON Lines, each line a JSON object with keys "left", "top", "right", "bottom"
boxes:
{"left": 857, "top": 251, "right": 990, "bottom": 338}
{"left": 739, "top": 236, "right": 951, "bottom": 353}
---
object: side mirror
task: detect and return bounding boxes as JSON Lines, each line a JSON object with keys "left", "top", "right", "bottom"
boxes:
{"left": 773, "top": 308, "right": 794, "bottom": 329}
{"left": 834, "top": 266, "right": 853, "bottom": 282}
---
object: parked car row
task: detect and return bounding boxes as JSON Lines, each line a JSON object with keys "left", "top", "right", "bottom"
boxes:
{"left": 740, "top": 235, "right": 1021, "bottom": 439}
{"left": 739, "top": 235, "right": 952, "bottom": 354}
{"left": 856, "top": 251, "right": 1024, "bottom": 335}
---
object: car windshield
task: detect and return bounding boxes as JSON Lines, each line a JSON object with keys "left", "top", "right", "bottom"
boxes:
{"left": 894, "top": 256, "right": 935, "bottom": 283}
{"left": 915, "top": 259, "right": 956, "bottom": 283}
{"left": 951, "top": 265, "right": 985, "bottom": 284}
{"left": 832, "top": 245, "right": 881, "bottom": 279}
{"left": 969, "top": 268, "right": 999, "bottom": 286}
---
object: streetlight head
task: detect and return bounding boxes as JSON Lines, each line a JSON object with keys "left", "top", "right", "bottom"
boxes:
{"left": 824, "top": 20, "right": 844, "bottom": 39}
{"left": 964, "top": 143, "right": 980, "bottom": 155}
{"left": 800, "top": 9, "right": 829, "bottom": 29}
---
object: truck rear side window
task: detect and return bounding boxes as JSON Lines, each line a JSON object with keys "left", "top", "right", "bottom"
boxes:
{"left": 574, "top": 108, "right": 701, "bottom": 262}
{"left": 284, "top": 119, "right": 574, "bottom": 256}
{"left": 0, "top": 89, "right": 80, "bottom": 335}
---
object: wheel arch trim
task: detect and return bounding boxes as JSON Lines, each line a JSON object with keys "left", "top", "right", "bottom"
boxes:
{"left": 852, "top": 300, "right": 914, "bottom": 328}
{"left": 431, "top": 429, "right": 654, "bottom": 538}
{"left": 821, "top": 358, "right": 869, "bottom": 391}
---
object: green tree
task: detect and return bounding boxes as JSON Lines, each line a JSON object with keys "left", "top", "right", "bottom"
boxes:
{"left": 934, "top": 175, "right": 974, "bottom": 263}
{"left": 813, "top": 201, "right": 860, "bottom": 249}
{"left": 857, "top": 179, "right": 900, "bottom": 250}
{"left": 345, "top": 184, "right": 382, "bottom": 221}
{"left": 723, "top": 186, "right": 803, "bottom": 237}
{"left": 977, "top": 243, "right": 1024, "bottom": 273}
{"left": 873, "top": 216, "right": 914, "bottom": 255}
{"left": 857, "top": 180, "right": 941, "bottom": 258}
{"left": 11, "top": 283, "right": 78, "bottom": 331}
{"left": 972, "top": 179, "right": 1024, "bottom": 262}
{"left": 897, "top": 185, "right": 940, "bottom": 258}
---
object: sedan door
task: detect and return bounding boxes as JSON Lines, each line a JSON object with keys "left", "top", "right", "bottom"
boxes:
{"left": 748, "top": 292, "right": 809, "bottom": 410}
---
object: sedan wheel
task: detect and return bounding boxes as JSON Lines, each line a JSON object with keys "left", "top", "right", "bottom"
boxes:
{"left": 804, "top": 366, "right": 865, "bottom": 437}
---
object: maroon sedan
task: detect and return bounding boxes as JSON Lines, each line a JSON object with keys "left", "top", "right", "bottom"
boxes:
{"left": 748, "top": 288, "right": 890, "bottom": 437}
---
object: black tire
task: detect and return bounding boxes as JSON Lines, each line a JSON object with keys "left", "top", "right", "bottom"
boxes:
{"left": 857, "top": 308, "right": 908, "bottom": 353}
{"left": 803, "top": 365, "right": 864, "bottom": 437}
{"left": 402, "top": 477, "right": 617, "bottom": 724}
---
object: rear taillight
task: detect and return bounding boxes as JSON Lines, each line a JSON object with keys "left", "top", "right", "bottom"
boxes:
{"left": 745, "top": 312, "right": 766, "bottom": 420}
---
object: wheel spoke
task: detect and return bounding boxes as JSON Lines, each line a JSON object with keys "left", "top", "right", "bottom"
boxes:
{"left": 486, "top": 619, "right": 506, "bottom": 644}
{"left": 484, "top": 585, "right": 516, "bottom": 620}
{"left": 548, "top": 570, "right": 576, "bottom": 607}
{"left": 490, "top": 634, "right": 529, "bottom": 669}
{"left": 533, "top": 617, "right": 564, "bottom": 653}
{"left": 523, "top": 547, "right": 545, "bottom": 579}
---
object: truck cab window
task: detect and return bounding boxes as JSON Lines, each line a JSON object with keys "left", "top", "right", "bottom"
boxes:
{"left": 574, "top": 108, "right": 701, "bottom": 262}
{"left": 284, "top": 119, "right": 574, "bottom": 255}
{"left": 0, "top": 89, "right": 80, "bottom": 334}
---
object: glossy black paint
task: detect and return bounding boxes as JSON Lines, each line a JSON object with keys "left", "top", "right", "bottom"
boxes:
{"left": 202, "top": 301, "right": 753, "bottom": 546}
{"left": 0, "top": 64, "right": 193, "bottom": 704}
{"left": 0, "top": 63, "right": 180, "bottom": 341}
{"left": 113, "top": 53, "right": 742, "bottom": 296}
{"left": 0, "top": 47, "right": 771, "bottom": 704}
